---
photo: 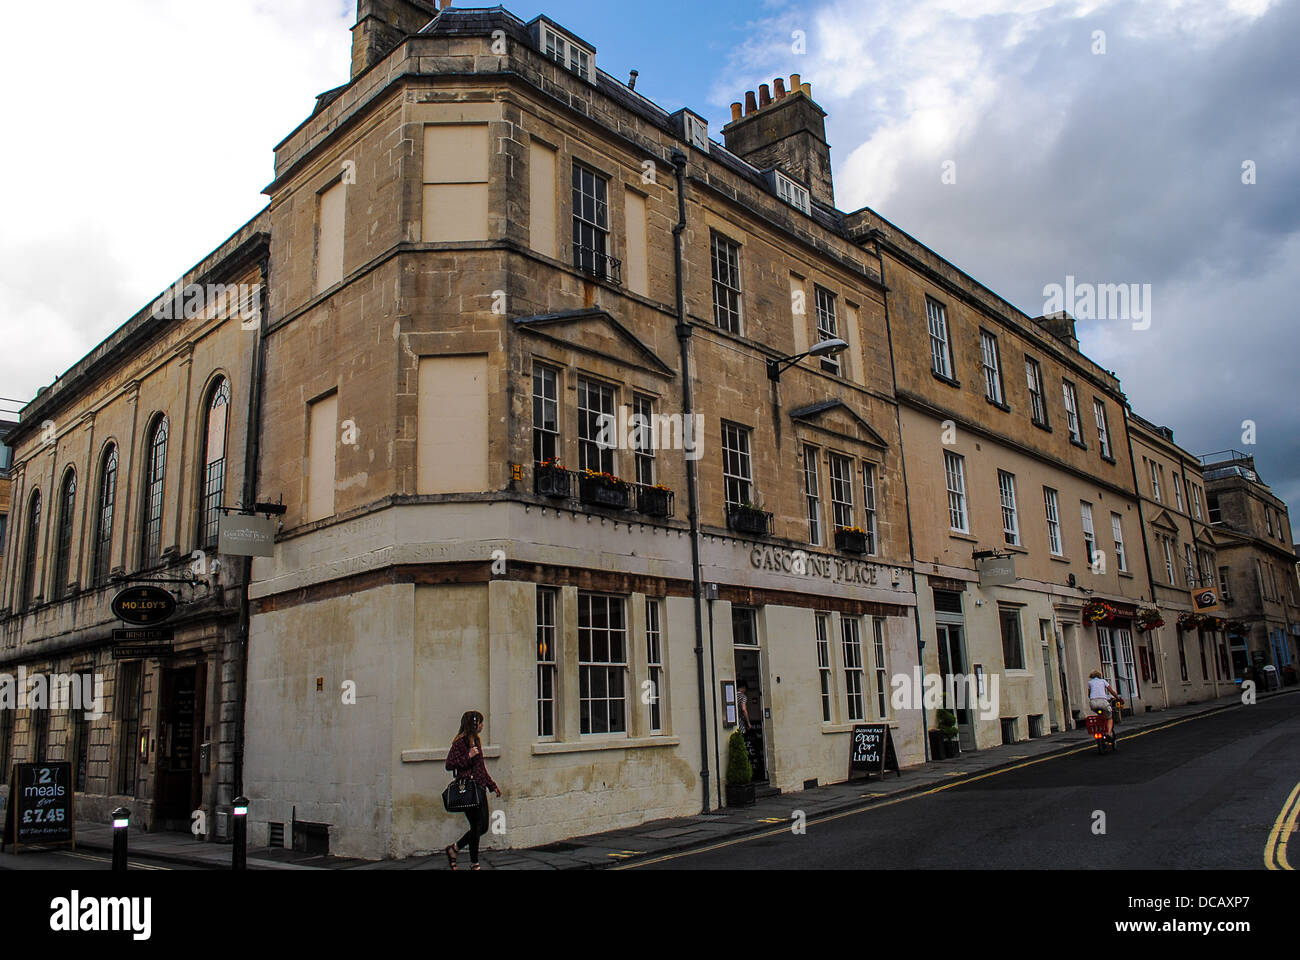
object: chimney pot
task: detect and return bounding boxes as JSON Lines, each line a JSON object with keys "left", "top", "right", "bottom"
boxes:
{"left": 801, "top": 82, "right": 812, "bottom": 97}
{"left": 744, "top": 90, "right": 757, "bottom": 114}
{"left": 774, "top": 78, "right": 787, "bottom": 99}
{"left": 730, "top": 102, "right": 743, "bottom": 121}
{"left": 758, "top": 83, "right": 771, "bottom": 107}
{"left": 790, "top": 73, "right": 801, "bottom": 93}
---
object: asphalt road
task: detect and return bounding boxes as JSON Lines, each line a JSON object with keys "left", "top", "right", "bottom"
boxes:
{"left": 635, "top": 694, "right": 1300, "bottom": 869}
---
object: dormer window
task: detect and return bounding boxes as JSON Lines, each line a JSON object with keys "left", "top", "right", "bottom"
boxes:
{"left": 775, "top": 172, "right": 811, "bottom": 214}
{"left": 541, "top": 25, "right": 592, "bottom": 81}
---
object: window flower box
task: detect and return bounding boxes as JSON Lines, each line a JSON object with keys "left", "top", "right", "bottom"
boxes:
{"left": 834, "top": 527, "right": 868, "bottom": 555}
{"left": 535, "top": 461, "right": 571, "bottom": 498}
{"left": 637, "top": 485, "right": 674, "bottom": 518}
{"left": 579, "top": 470, "right": 630, "bottom": 510}
{"left": 727, "top": 503, "right": 771, "bottom": 536}
{"left": 1135, "top": 607, "right": 1165, "bottom": 632}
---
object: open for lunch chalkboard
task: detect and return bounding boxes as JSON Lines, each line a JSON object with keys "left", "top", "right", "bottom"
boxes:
{"left": 2, "top": 762, "right": 76, "bottom": 852}
{"left": 850, "top": 724, "right": 901, "bottom": 779}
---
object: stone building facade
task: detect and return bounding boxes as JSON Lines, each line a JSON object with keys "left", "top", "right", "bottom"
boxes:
{"left": 1125, "top": 414, "right": 1229, "bottom": 706}
{"left": 0, "top": 217, "right": 268, "bottom": 835}
{"left": 242, "top": 1, "right": 918, "bottom": 858}
{"left": 1201, "top": 450, "right": 1300, "bottom": 683}
{"left": 840, "top": 207, "right": 1153, "bottom": 743}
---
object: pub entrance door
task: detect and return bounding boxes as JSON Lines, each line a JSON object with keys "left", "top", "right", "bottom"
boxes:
{"left": 155, "top": 663, "right": 206, "bottom": 830}
{"left": 733, "top": 647, "right": 768, "bottom": 782}
{"left": 936, "top": 623, "right": 976, "bottom": 751}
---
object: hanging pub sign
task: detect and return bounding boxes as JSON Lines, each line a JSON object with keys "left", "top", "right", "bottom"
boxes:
{"left": 218, "top": 514, "right": 277, "bottom": 557}
{"left": 1191, "top": 587, "right": 1220, "bottom": 613}
{"left": 2, "top": 762, "right": 76, "bottom": 853}
{"left": 977, "top": 555, "right": 1017, "bottom": 587}
{"left": 111, "top": 586, "right": 176, "bottom": 625}
{"left": 850, "top": 724, "right": 901, "bottom": 780}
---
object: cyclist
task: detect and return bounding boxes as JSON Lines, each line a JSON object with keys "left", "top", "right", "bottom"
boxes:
{"left": 1087, "top": 670, "right": 1119, "bottom": 741}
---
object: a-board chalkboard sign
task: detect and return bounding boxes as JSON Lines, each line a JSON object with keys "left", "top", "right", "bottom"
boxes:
{"left": 2, "top": 762, "right": 76, "bottom": 853}
{"left": 850, "top": 724, "right": 901, "bottom": 780}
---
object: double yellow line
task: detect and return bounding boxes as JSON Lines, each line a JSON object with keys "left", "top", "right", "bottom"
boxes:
{"left": 1266, "top": 781, "right": 1300, "bottom": 870}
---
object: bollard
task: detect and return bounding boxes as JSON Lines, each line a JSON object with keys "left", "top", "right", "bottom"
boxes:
{"left": 111, "top": 807, "right": 131, "bottom": 872}
{"left": 232, "top": 796, "right": 248, "bottom": 871}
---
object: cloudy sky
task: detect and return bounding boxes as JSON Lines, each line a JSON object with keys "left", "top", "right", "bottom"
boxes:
{"left": 2, "top": 0, "right": 1296, "bottom": 518}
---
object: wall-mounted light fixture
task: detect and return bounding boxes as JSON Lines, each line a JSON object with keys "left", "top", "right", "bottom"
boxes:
{"left": 766, "top": 338, "right": 849, "bottom": 381}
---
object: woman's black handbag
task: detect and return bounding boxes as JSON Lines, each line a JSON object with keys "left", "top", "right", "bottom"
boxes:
{"left": 442, "top": 777, "right": 486, "bottom": 813}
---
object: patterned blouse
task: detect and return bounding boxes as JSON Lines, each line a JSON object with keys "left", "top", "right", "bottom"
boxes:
{"left": 446, "top": 737, "right": 499, "bottom": 794}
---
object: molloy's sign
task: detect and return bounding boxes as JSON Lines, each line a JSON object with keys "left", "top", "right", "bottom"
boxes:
{"left": 111, "top": 586, "right": 176, "bottom": 625}
{"left": 218, "top": 514, "right": 278, "bottom": 557}
{"left": 749, "top": 545, "right": 900, "bottom": 588}
{"left": 977, "top": 555, "right": 1017, "bottom": 587}
{"left": 1191, "top": 587, "right": 1220, "bottom": 613}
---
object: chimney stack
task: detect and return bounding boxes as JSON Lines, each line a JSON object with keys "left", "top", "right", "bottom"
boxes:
{"left": 351, "top": 0, "right": 441, "bottom": 80}
{"left": 723, "top": 76, "right": 835, "bottom": 207}
{"left": 730, "top": 102, "right": 743, "bottom": 121}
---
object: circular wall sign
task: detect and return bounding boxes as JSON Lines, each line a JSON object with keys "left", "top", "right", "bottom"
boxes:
{"left": 111, "top": 586, "right": 177, "bottom": 625}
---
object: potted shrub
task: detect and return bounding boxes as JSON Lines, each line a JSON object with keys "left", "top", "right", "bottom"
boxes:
{"left": 936, "top": 708, "right": 960, "bottom": 758}
{"left": 637, "top": 483, "right": 673, "bottom": 518}
{"left": 727, "top": 502, "right": 770, "bottom": 535}
{"left": 535, "top": 458, "right": 570, "bottom": 498}
{"left": 578, "top": 469, "right": 631, "bottom": 509}
{"left": 927, "top": 728, "right": 946, "bottom": 761}
{"left": 834, "top": 525, "right": 868, "bottom": 554}
{"left": 724, "top": 730, "right": 755, "bottom": 806}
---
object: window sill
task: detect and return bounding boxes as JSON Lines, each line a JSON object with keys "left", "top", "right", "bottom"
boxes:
{"left": 931, "top": 371, "right": 961, "bottom": 389}
{"left": 1100, "top": 454, "right": 1117, "bottom": 465}
{"left": 948, "top": 531, "right": 978, "bottom": 543}
{"left": 1032, "top": 419, "right": 1052, "bottom": 433}
{"left": 1119, "top": 570, "right": 1134, "bottom": 579}
{"left": 401, "top": 745, "right": 503, "bottom": 763}
{"left": 1069, "top": 438, "right": 1088, "bottom": 451}
{"left": 531, "top": 735, "right": 680, "bottom": 755}
{"left": 1004, "top": 544, "right": 1029, "bottom": 555}
{"left": 1049, "top": 553, "right": 1071, "bottom": 563}
{"left": 986, "top": 397, "right": 1011, "bottom": 413}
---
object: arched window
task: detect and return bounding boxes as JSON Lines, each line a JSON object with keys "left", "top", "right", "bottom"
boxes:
{"left": 93, "top": 444, "right": 118, "bottom": 584}
{"left": 140, "top": 415, "right": 169, "bottom": 565}
{"left": 20, "top": 489, "right": 42, "bottom": 608}
{"left": 198, "top": 379, "right": 231, "bottom": 548}
{"left": 53, "top": 468, "right": 77, "bottom": 598}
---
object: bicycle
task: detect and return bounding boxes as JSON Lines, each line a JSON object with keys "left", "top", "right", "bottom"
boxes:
{"left": 1085, "top": 697, "right": 1122, "bottom": 754}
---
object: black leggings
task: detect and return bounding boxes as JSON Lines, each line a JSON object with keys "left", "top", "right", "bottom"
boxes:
{"left": 456, "top": 800, "right": 490, "bottom": 862}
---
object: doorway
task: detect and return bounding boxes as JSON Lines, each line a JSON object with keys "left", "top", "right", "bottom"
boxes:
{"left": 155, "top": 664, "right": 206, "bottom": 829}
{"left": 935, "top": 623, "right": 976, "bottom": 751}
{"left": 732, "top": 607, "right": 768, "bottom": 783}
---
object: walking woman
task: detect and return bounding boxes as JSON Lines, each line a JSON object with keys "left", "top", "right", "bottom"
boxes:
{"left": 444, "top": 710, "right": 500, "bottom": 870}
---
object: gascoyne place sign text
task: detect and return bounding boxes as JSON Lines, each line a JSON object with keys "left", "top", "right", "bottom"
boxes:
{"left": 749, "top": 545, "right": 892, "bottom": 587}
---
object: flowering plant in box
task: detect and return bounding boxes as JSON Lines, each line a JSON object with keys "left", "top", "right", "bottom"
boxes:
{"left": 538, "top": 458, "right": 565, "bottom": 471}
{"left": 1177, "top": 612, "right": 1206, "bottom": 630}
{"left": 582, "top": 469, "right": 626, "bottom": 488}
{"left": 836, "top": 525, "right": 866, "bottom": 535}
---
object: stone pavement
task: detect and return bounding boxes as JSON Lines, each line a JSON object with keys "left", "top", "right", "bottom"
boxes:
{"left": 69, "top": 686, "right": 1295, "bottom": 871}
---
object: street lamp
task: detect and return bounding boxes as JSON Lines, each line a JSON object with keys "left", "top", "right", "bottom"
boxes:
{"left": 766, "top": 338, "right": 849, "bottom": 381}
